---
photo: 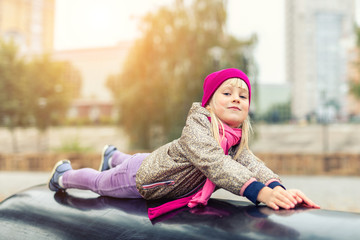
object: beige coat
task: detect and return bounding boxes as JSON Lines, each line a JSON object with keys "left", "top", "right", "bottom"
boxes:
{"left": 136, "top": 103, "right": 280, "bottom": 200}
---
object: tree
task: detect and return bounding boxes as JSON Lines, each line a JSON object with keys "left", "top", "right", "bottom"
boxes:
{"left": 261, "top": 102, "right": 292, "bottom": 124}
{"left": 107, "top": 0, "right": 254, "bottom": 149}
{"left": 27, "top": 55, "right": 80, "bottom": 151}
{"left": 350, "top": 25, "right": 360, "bottom": 99}
{"left": 0, "top": 38, "right": 81, "bottom": 152}
{"left": 0, "top": 40, "right": 31, "bottom": 152}
{"left": 351, "top": 82, "right": 360, "bottom": 99}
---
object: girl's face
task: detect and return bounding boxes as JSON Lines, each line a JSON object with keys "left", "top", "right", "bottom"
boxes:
{"left": 208, "top": 79, "right": 249, "bottom": 128}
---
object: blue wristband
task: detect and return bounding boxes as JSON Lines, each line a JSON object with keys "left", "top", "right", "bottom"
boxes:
{"left": 268, "top": 181, "right": 286, "bottom": 190}
{"left": 243, "top": 181, "right": 266, "bottom": 204}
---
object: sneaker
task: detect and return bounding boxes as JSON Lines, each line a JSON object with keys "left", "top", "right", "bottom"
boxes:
{"left": 99, "top": 145, "right": 117, "bottom": 171}
{"left": 48, "top": 160, "right": 72, "bottom": 192}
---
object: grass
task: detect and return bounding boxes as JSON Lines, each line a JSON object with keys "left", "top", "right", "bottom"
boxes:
{"left": 53, "top": 138, "right": 93, "bottom": 153}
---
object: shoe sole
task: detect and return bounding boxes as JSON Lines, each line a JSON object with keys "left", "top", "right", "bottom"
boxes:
{"left": 99, "top": 145, "right": 110, "bottom": 171}
{"left": 48, "top": 159, "right": 71, "bottom": 191}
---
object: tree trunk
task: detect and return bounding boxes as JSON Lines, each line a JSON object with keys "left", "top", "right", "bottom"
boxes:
{"left": 37, "top": 129, "right": 49, "bottom": 152}
{"left": 10, "top": 128, "right": 19, "bottom": 153}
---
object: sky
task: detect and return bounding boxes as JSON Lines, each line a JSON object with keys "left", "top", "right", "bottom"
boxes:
{"left": 54, "top": 0, "right": 170, "bottom": 49}
{"left": 54, "top": 0, "right": 360, "bottom": 85}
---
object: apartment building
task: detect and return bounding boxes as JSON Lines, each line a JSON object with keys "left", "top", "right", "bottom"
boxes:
{"left": 0, "top": 0, "right": 54, "bottom": 54}
{"left": 285, "top": 0, "right": 356, "bottom": 122}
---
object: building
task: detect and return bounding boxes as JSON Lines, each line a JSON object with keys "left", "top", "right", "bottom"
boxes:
{"left": 285, "top": 0, "right": 356, "bottom": 122}
{"left": 348, "top": 47, "right": 360, "bottom": 118}
{"left": 256, "top": 83, "right": 291, "bottom": 115}
{"left": 0, "top": 0, "right": 55, "bottom": 54}
{"left": 53, "top": 42, "right": 133, "bottom": 121}
{"left": 0, "top": 0, "right": 133, "bottom": 122}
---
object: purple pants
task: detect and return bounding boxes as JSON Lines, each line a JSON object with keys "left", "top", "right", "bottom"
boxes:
{"left": 62, "top": 151, "right": 150, "bottom": 198}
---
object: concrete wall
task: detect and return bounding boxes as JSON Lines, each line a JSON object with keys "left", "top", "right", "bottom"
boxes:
{"left": 1, "top": 152, "right": 359, "bottom": 176}
{"left": 1, "top": 124, "right": 360, "bottom": 154}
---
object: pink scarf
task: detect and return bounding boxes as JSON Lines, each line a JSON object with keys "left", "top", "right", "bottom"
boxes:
{"left": 148, "top": 122, "right": 242, "bottom": 220}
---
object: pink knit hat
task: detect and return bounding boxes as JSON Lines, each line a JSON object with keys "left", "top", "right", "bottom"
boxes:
{"left": 201, "top": 68, "right": 251, "bottom": 107}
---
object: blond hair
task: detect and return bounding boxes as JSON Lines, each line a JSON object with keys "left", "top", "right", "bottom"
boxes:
{"left": 206, "top": 78, "right": 253, "bottom": 159}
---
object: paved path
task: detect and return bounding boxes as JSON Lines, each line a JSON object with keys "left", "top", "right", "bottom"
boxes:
{"left": 0, "top": 171, "right": 49, "bottom": 201}
{"left": 1, "top": 172, "right": 359, "bottom": 213}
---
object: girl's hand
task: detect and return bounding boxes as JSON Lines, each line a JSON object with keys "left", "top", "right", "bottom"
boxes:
{"left": 257, "top": 186, "right": 298, "bottom": 210}
{"left": 287, "top": 189, "right": 320, "bottom": 209}
{"left": 257, "top": 187, "right": 320, "bottom": 210}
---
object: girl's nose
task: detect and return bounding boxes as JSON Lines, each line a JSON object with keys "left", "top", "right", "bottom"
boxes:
{"left": 232, "top": 96, "right": 240, "bottom": 103}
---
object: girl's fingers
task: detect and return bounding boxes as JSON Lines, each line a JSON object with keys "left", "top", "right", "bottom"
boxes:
{"left": 273, "top": 193, "right": 296, "bottom": 209}
{"left": 274, "top": 187, "right": 297, "bottom": 206}
{"left": 280, "top": 190, "right": 297, "bottom": 206}
{"left": 268, "top": 189, "right": 321, "bottom": 210}
{"left": 295, "top": 191, "right": 313, "bottom": 205}
{"left": 295, "top": 195, "right": 303, "bottom": 203}
{"left": 266, "top": 195, "right": 291, "bottom": 210}
{"left": 289, "top": 192, "right": 302, "bottom": 203}
{"left": 266, "top": 188, "right": 320, "bottom": 210}
{"left": 276, "top": 198, "right": 294, "bottom": 210}
{"left": 268, "top": 202, "right": 280, "bottom": 211}
{"left": 294, "top": 190, "right": 320, "bottom": 209}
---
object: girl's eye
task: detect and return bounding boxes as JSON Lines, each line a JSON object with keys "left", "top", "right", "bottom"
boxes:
{"left": 223, "top": 92, "right": 231, "bottom": 96}
{"left": 240, "top": 95, "right": 247, "bottom": 99}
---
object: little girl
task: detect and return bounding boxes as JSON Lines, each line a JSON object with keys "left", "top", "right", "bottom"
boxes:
{"left": 49, "top": 68, "right": 319, "bottom": 219}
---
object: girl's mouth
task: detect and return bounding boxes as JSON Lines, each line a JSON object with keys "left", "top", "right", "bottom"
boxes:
{"left": 228, "top": 106, "right": 241, "bottom": 111}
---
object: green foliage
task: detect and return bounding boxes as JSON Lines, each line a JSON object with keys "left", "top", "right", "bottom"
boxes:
{"left": 350, "top": 82, "right": 360, "bottom": 100}
{"left": 64, "top": 116, "right": 115, "bottom": 126}
{"left": 54, "top": 138, "right": 93, "bottom": 153}
{"left": 107, "top": 0, "right": 254, "bottom": 149}
{"left": 27, "top": 55, "right": 78, "bottom": 132}
{"left": 351, "top": 25, "right": 360, "bottom": 99}
{"left": 261, "top": 102, "right": 292, "bottom": 124}
{"left": 0, "top": 40, "right": 32, "bottom": 152}
{"left": 0, "top": 39, "right": 81, "bottom": 152}
{"left": 0, "top": 40, "right": 31, "bottom": 129}
{"left": 356, "top": 24, "right": 360, "bottom": 47}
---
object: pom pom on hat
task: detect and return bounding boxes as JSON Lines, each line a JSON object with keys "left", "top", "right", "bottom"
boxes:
{"left": 201, "top": 68, "right": 251, "bottom": 107}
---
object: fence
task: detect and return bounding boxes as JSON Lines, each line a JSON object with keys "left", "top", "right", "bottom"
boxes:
{"left": 258, "top": 153, "right": 360, "bottom": 175}
{"left": 0, "top": 152, "right": 360, "bottom": 176}
{"left": 0, "top": 153, "right": 101, "bottom": 172}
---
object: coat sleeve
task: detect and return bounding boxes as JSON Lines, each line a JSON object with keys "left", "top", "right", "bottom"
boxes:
{"left": 177, "top": 111, "right": 258, "bottom": 196}
{"left": 234, "top": 149, "right": 282, "bottom": 185}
